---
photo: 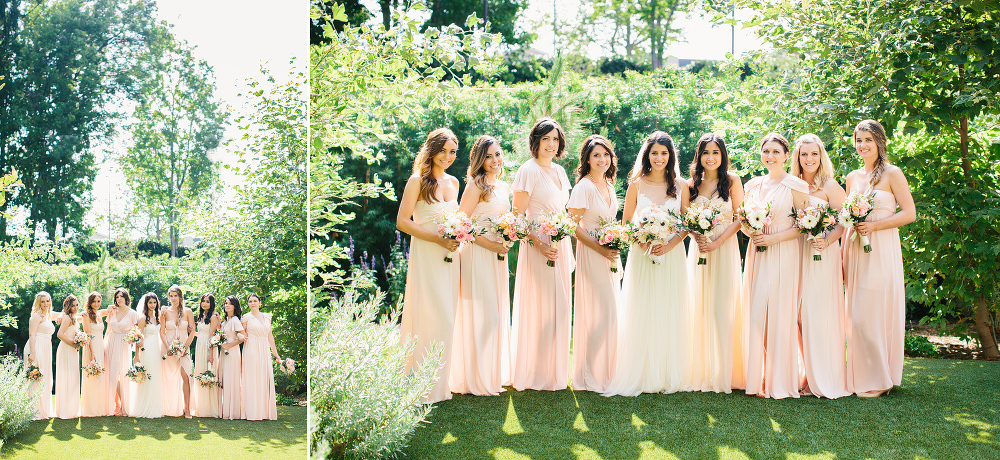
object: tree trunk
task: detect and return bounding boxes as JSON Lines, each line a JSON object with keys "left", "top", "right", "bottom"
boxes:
{"left": 380, "top": 0, "right": 391, "bottom": 30}
{"left": 974, "top": 295, "right": 999, "bottom": 358}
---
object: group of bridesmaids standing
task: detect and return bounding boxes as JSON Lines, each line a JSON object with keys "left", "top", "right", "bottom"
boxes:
{"left": 396, "top": 117, "right": 915, "bottom": 403}
{"left": 23, "top": 286, "right": 288, "bottom": 420}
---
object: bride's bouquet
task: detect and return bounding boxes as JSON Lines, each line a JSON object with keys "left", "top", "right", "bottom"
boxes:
{"left": 123, "top": 325, "right": 144, "bottom": 351}
{"left": 25, "top": 363, "right": 42, "bottom": 381}
{"left": 211, "top": 330, "right": 228, "bottom": 355}
{"left": 632, "top": 206, "right": 679, "bottom": 264}
{"left": 194, "top": 369, "right": 221, "bottom": 388}
{"left": 126, "top": 364, "right": 150, "bottom": 382}
{"left": 681, "top": 200, "right": 725, "bottom": 265}
{"left": 487, "top": 211, "right": 532, "bottom": 261}
{"left": 164, "top": 338, "right": 187, "bottom": 359}
{"left": 792, "top": 203, "right": 839, "bottom": 260}
{"left": 839, "top": 191, "right": 876, "bottom": 253}
{"left": 435, "top": 209, "right": 479, "bottom": 263}
{"left": 536, "top": 210, "right": 577, "bottom": 267}
{"left": 82, "top": 360, "right": 104, "bottom": 377}
{"left": 589, "top": 218, "right": 631, "bottom": 273}
{"left": 737, "top": 200, "right": 773, "bottom": 252}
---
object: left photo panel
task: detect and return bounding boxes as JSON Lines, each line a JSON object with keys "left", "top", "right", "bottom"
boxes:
{"left": 0, "top": 0, "right": 307, "bottom": 458}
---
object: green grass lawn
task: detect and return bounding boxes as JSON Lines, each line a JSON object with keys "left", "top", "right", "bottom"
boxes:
{"left": 404, "top": 358, "right": 1000, "bottom": 460}
{"left": 2, "top": 405, "right": 305, "bottom": 459}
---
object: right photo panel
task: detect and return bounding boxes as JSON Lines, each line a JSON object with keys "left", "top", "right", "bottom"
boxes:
{"left": 310, "top": 0, "right": 1000, "bottom": 459}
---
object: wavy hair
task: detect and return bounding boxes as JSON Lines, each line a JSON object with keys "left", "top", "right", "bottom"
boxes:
{"left": 113, "top": 287, "right": 131, "bottom": 309}
{"left": 466, "top": 135, "right": 503, "bottom": 202}
{"left": 855, "top": 119, "right": 889, "bottom": 188}
{"left": 412, "top": 128, "right": 459, "bottom": 203}
{"left": 575, "top": 135, "right": 617, "bottom": 184}
{"left": 629, "top": 131, "right": 679, "bottom": 198}
{"left": 85, "top": 291, "right": 101, "bottom": 324}
{"left": 141, "top": 293, "right": 160, "bottom": 326}
{"left": 528, "top": 118, "right": 567, "bottom": 159}
{"left": 224, "top": 295, "right": 242, "bottom": 320}
{"left": 62, "top": 295, "right": 78, "bottom": 325}
{"left": 689, "top": 133, "right": 732, "bottom": 202}
{"left": 790, "top": 134, "right": 835, "bottom": 191}
{"left": 167, "top": 285, "right": 185, "bottom": 325}
{"left": 32, "top": 291, "right": 52, "bottom": 317}
{"left": 196, "top": 293, "right": 216, "bottom": 325}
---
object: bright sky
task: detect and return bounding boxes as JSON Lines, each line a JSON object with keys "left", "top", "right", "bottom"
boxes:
{"left": 86, "top": 0, "right": 307, "bottom": 240}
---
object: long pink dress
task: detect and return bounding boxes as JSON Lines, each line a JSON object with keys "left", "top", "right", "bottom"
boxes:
{"left": 688, "top": 195, "right": 746, "bottom": 393}
{"left": 26, "top": 313, "right": 55, "bottom": 420}
{"left": 800, "top": 195, "right": 850, "bottom": 398}
{"left": 510, "top": 159, "right": 573, "bottom": 391}
{"left": 603, "top": 180, "right": 689, "bottom": 396}
{"left": 741, "top": 174, "right": 809, "bottom": 399}
{"left": 219, "top": 316, "right": 244, "bottom": 420}
{"left": 105, "top": 308, "right": 139, "bottom": 415}
{"left": 567, "top": 177, "right": 618, "bottom": 393}
{"left": 162, "top": 315, "right": 192, "bottom": 416}
{"left": 80, "top": 316, "right": 109, "bottom": 416}
{"left": 194, "top": 320, "right": 220, "bottom": 417}
{"left": 449, "top": 187, "right": 512, "bottom": 396}
{"left": 55, "top": 320, "right": 81, "bottom": 419}
{"left": 243, "top": 313, "right": 277, "bottom": 420}
{"left": 400, "top": 199, "right": 461, "bottom": 403}
{"left": 844, "top": 189, "right": 905, "bottom": 394}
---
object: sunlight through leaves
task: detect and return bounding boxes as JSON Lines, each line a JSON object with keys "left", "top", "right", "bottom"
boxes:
{"left": 717, "top": 446, "right": 752, "bottom": 460}
{"left": 637, "top": 441, "right": 680, "bottom": 460}
{"left": 770, "top": 418, "right": 782, "bottom": 433}
{"left": 787, "top": 452, "right": 836, "bottom": 460}
{"left": 441, "top": 432, "right": 457, "bottom": 444}
{"left": 503, "top": 396, "right": 525, "bottom": 435}
{"left": 574, "top": 412, "right": 590, "bottom": 433}
{"left": 489, "top": 447, "right": 531, "bottom": 460}
{"left": 571, "top": 444, "right": 604, "bottom": 460}
{"left": 632, "top": 414, "right": 647, "bottom": 432}
{"left": 707, "top": 413, "right": 717, "bottom": 429}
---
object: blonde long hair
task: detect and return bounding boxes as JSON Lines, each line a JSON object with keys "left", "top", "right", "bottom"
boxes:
{"left": 855, "top": 119, "right": 890, "bottom": 188}
{"left": 466, "top": 135, "right": 503, "bottom": 202}
{"left": 32, "top": 292, "right": 52, "bottom": 318}
{"left": 791, "top": 134, "right": 835, "bottom": 191}
{"left": 167, "top": 285, "right": 185, "bottom": 325}
{"left": 413, "top": 128, "right": 459, "bottom": 203}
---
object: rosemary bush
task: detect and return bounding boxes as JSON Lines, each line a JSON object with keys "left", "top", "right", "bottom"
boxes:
{"left": 310, "top": 289, "right": 443, "bottom": 459}
{"left": 0, "top": 355, "right": 37, "bottom": 448}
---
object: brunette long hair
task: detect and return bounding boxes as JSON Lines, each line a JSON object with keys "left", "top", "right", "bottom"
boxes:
{"left": 630, "top": 131, "right": 679, "bottom": 198}
{"left": 855, "top": 119, "right": 890, "bottom": 188}
{"left": 689, "top": 133, "right": 732, "bottom": 202}
{"left": 413, "top": 128, "right": 458, "bottom": 203}
{"left": 85, "top": 291, "right": 101, "bottom": 324}
{"left": 466, "top": 135, "right": 503, "bottom": 202}
{"left": 574, "top": 135, "right": 617, "bottom": 184}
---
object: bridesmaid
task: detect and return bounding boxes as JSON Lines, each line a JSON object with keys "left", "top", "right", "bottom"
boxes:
{"left": 219, "top": 296, "right": 246, "bottom": 420}
{"left": 80, "top": 292, "right": 110, "bottom": 416}
{"left": 395, "top": 128, "right": 461, "bottom": 403}
{"left": 510, "top": 118, "right": 574, "bottom": 392}
{"left": 161, "top": 285, "right": 195, "bottom": 417}
{"left": 55, "top": 295, "right": 82, "bottom": 419}
{"left": 105, "top": 288, "right": 139, "bottom": 416}
{"left": 193, "top": 293, "right": 221, "bottom": 417}
{"left": 242, "top": 293, "right": 282, "bottom": 421}
{"left": 131, "top": 293, "right": 164, "bottom": 418}
{"left": 450, "top": 135, "right": 513, "bottom": 396}
{"left": 843, "top": 120, "right": 915, "bottom": 397}
{"left": 604, "top": 131, "right": 690, "bottom": 396}
{"left": 740, "top": 132, "right": 810, "bottom": 399}
{"left": 686, "top": 133, "right": 746, "bottom": 394}
{"left": 25, "top": 291, "right": 56, "bottom": 419}
{"left": 566, "top": 134, "right": 619, "bottom": 393}
{"left": 790, "top": 134, "right": 850, "bottom": 399}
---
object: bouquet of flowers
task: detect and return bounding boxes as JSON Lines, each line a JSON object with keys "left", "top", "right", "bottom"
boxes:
{"left": 681, "top": 200, "right": 726, "bottom": 265}
{"left": 589, "top": 218, "right": 631, "bottom": 273}
{"left": 435, "top": 209, "right": 478, "bottom": 263}
{"left": 275, "top": 357, "right": 296, "bottom": 375}
{"left": 632, "top": 206, "right": 680, "bottom": 264}
{"left": 164, "top": 338, "right": 187, "bottom": 359}
{"left": 487, "top": 211, "right": 532, "bottom": 261}
{"left": 25, "top": 363, "right": 42, "bottom": 381}
{"left": 536, "top": 210, "right": 577, "bottom": 267}
{"left": 82, "top": 360, "right": 104, "bottom": 377}
{"left": 211, "top": 330, "right": 228, "bottom": 355}
{"left": 73, "top": 329, "right": 93, "bottom": 347}
{"left": 123, "top": 325, "right": 144, "bottom": 351}
{"left": 792, "top": 203, "right": 839, "bottom": 260}
{"left": 194, "top": 369, "right": 221, "bottom": 388}
{"left": 838, "top": 191, "right": 877, "bottom": 253}
{"left": 126, "top": 364, "right": 150, "bottom": 382}
{"left": 737, "top": 200, "right": 773, "bottom": 252}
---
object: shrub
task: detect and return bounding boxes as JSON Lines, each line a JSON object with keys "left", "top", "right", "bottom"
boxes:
{"left": 0, "top": 355, "right": 37, "bottom": 448}
{"left": 310, "top": 289, "right": 442, "bottom": 460}
{"left": 904, "top": 333, "right": 941, "bottom": 358}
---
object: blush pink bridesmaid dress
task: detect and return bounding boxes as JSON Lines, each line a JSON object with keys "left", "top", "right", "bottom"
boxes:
{"left": 741, "top": 174, "right": 809, "bottom": 399}
{"left": 80, "top": 315, "right": 110, "bottom": 416}
{"left": 800, "top": 195, "right": 850, "bottom": 398}
{"left": 55, "top": 318, "right": 81, "bottom": 419}
{"left": 26, "top": 313, "right": 55, "bottom": 420}
{"left": 844, "top": 189, "right": 905, "bottom": 394}
{"left": 510, "top": 159, "right": 573, "bottom": 391}
{"left": 194, "top": 320, "right": 220, "bottom": 417}
{"left": 567, "top": 177, "right": 618, "bottom": 393}
{"left": 219, "top": 316, "right": 244, "bottom": 419}
{"left": 449, "top": 186, "right": 512, "bottom": 396}
{"left": 105, "top": 307, "right": 139, "bottom": 416}
{"left": 242, "top": 313, "right": 278, "bottom": 420}
{"left": 400, "top": 198, "right": 461, "bottom": 403}
{"left": 162, "top": 316, "right": 192, "bottom": 417}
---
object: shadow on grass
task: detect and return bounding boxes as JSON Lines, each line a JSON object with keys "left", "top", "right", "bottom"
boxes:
{"left": 404, "top": 358, "right": 1000, "bottom": 459}
{"left": 2, "top": 406, "right": 305, "bottom": 458}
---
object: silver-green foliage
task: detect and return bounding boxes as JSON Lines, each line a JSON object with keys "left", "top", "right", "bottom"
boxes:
{"left": 0, "top": 355, "right": 38, "bottom": 447}
{"left": 309, "top": 289, "right": 443, "bottom": 459}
